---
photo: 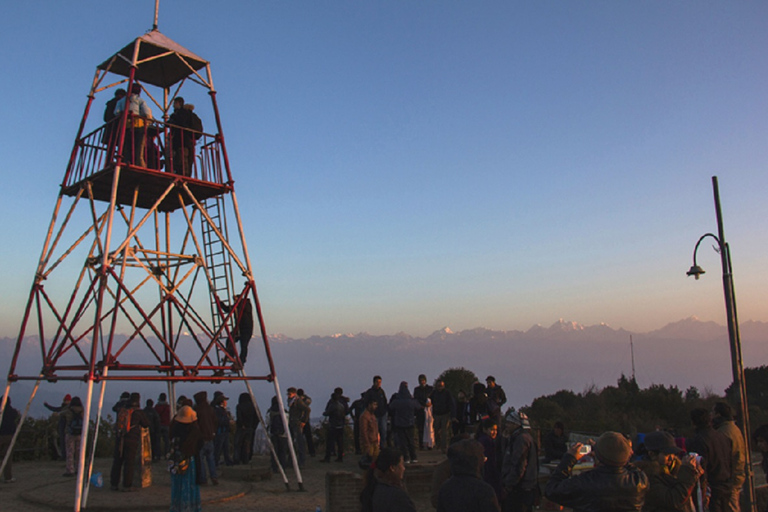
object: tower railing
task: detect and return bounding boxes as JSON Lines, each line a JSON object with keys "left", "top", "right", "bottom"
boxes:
{"left": 63, "top": 116, "right": 225, "bottom": 188}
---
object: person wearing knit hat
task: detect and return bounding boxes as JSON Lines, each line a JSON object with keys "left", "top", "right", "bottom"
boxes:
{"left": 545, "top": 432, "right": 649, "bottom": 512}
{"left": 500, "top": 408, "right": 537, "bottom": 512}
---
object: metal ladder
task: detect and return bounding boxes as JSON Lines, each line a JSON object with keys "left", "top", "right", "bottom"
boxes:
{"left": 200, "top": 195, "right": 235, "bottom": 364}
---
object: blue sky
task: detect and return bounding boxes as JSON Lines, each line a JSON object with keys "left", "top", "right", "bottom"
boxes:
{"left": 1, "top": 1, "right": 768, "bottom": 339}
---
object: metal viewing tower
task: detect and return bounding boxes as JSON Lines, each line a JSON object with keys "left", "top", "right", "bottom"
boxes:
{"left": 0, "top": 18, "right": 303, "bottom": 512}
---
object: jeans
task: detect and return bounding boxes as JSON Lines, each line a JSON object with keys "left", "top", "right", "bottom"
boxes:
{"left": 394, "top": 426, "right": 416, "bottom": 462}
{"left": 377, "top": 415, "right": 388, "bottom": 449}
{"left": 197, "top": 440, "right": 217, "bottom": 483}
{"left": 290, "top": 424, "right": 306, "bottom": 467}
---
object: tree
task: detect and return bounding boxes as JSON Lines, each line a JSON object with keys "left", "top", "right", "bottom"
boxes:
{"left": 437, "top": 367, "right": 478, "bottom": 399}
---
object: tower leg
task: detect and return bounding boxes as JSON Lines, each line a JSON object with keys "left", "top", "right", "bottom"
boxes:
{"left": 82, "top": 370, "right": 109, "bottom": 508}
{"left": 74, "top": 378, "right": 95, "bottom": 512}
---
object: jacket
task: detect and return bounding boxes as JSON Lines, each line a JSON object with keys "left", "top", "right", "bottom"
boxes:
{"left": 715, "top": 419, "right": 746, "bottom": 489}
{"left": 501, "top": 427, "right": 538, "bottom": 492}
{"left": 545, "top": 454, "right": 649, "bottom": 512}
{"left": 360, "top": 410, "right": 379, "bottom": 452}
{"left": 389, "top": 384, "right": 422, "bottom": 428}
{"left": 687, "top": 427, "right": 732, "bottom": 494}
{"left": 193, "top": 391, "right": 217, "bottom": 441}
{"left": 635, "top": 458, "right": 698, "bottom": 512}
{"left": 323, "top": 396, "right": 348, "bottom": 429}
{"left": 438, "top": 441, "right": 501, "bottom": 512}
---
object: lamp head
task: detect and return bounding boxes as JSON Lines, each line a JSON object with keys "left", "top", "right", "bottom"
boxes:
{"left": 687, "top": 265, "right": 705, "bottom": 280}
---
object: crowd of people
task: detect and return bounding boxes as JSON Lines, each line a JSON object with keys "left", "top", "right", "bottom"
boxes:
{"left": 0, "top": 376, "right": 765, "bottom": 512}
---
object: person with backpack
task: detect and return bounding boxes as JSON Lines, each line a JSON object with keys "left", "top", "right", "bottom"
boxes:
{"left": 110, "top": 393, "right": 149, "bottom": 491}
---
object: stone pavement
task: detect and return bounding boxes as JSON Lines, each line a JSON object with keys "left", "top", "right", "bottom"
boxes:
{"left": 0, "top": 450, "right": 444, "bottom": 511}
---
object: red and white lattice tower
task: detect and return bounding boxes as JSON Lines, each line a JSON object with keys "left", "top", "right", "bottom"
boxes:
{"left": 0, "top": 25, "right": 303, "bottom": 511}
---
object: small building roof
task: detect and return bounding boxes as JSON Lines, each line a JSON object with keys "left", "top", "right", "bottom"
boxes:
{"left": 98, "top": 29, "right": 208, "bottom": 88}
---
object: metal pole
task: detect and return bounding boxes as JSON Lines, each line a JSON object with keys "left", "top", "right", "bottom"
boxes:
{"left": 711, "top": 175, "right": 755, "bottom": 512}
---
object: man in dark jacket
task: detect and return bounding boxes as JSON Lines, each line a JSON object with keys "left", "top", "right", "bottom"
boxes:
{"left": 413, "top": 374, "right": 433, "bottom": 450}
{"left": 363, "top": 376, "right": 389, "bottom": 449}
{"left": 110, "top": 393, "right": 149, "bottom": 491}
{"left": 438, "top": 438, "right": 501, "bottom": 512}
{"left": 501, "top": 410, "right": 538, "bottom": 512}
{"left": 234, "top": 392, "right": 258, "bottom": 464}
{"left": 545, "top": 431, "right": 649, "bottom": 512}
{"left": 167, "top": 96, "right": 195, "bottom": 176}
{"left": 321, "top": 387, "right": 349, "bottom": 463}
{"left": 193, "top": 391, "right": 219, "bottom": 485}
{"left": 543, "top": 421, "right": 568, "bottom": 463}
{"left": 431, "top": 380, "right": 456, "bottom": 453}
{"left": 287, "top": 387, "right": 310, "bottom": 467}
{"left": 486, "top": 376, "right": 507, "bottom": 421}
{"left": 687, "top": 408, "right": 733, "bottom": 512}
{"left": 389, "top": 382, "right": 422, "bottom": 464}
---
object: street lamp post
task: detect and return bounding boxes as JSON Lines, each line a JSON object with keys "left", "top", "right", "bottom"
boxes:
{"left": 687, "top": 175, "right": 755, "bottom": 512}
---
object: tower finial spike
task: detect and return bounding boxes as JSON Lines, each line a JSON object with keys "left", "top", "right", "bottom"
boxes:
{"left": 153, "top": 0, "right": 160, "bottom": 30}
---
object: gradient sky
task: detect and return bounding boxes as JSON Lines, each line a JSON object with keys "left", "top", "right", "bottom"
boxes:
{"left": 1, "top": 1, "right": 767, "bottom": 340}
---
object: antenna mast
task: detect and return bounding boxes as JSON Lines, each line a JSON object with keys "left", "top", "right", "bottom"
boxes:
{"left": 153, "top": 0, "right": 160, "bottom": 30}
{"left": 630, "top": 335, "right": 636, "bottom": 382}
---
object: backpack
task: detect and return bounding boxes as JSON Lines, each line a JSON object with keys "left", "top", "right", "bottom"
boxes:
{"left": 116, "top": 408, "right": 134, "bottom": 436}
{"left": 190, "top": 112, "right": 203, "bottom": 140}
{"left": 167, "top": 436, "right": 189, "bottom": 475}
{"left": 69, "top": 412, "right": 84, "bottom": 436}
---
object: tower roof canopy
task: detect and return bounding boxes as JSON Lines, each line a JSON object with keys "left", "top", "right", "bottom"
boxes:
{"left": 98, "top": 29, "right": 208, "bottom": 88}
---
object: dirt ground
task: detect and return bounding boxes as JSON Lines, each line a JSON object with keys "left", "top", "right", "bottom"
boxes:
{"left": 0, "top": 449, "right": 445, "bottom": 512}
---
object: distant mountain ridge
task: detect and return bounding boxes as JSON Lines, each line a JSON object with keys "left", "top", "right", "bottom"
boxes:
{"left": 3, "top": 317, "right": 768, "bottom": 420}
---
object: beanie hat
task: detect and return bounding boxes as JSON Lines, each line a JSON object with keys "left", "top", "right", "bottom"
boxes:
{"left": 594, "top": 432, "right": 632, "bottom": 466}
{"left": 64, "top": 394, "right": 72, "bottom": 402}
{"left": 504, "top": 410, "right": 530, "bottom": 429}
{"left": 644, "top": 431, "right": 682, "bottom": 455}
{"left": 175, "top": 405, "right": 197, "bottom": 424}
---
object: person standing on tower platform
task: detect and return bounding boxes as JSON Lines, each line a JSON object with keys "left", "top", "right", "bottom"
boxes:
{"left": 167, "top": 96, "right": 194, "bottom": 176}
{"left": 114, "top": 83, "right": 152, "bottom": 168}
{"left": 102, "top": 88, "right": 126, "bottom": 152}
